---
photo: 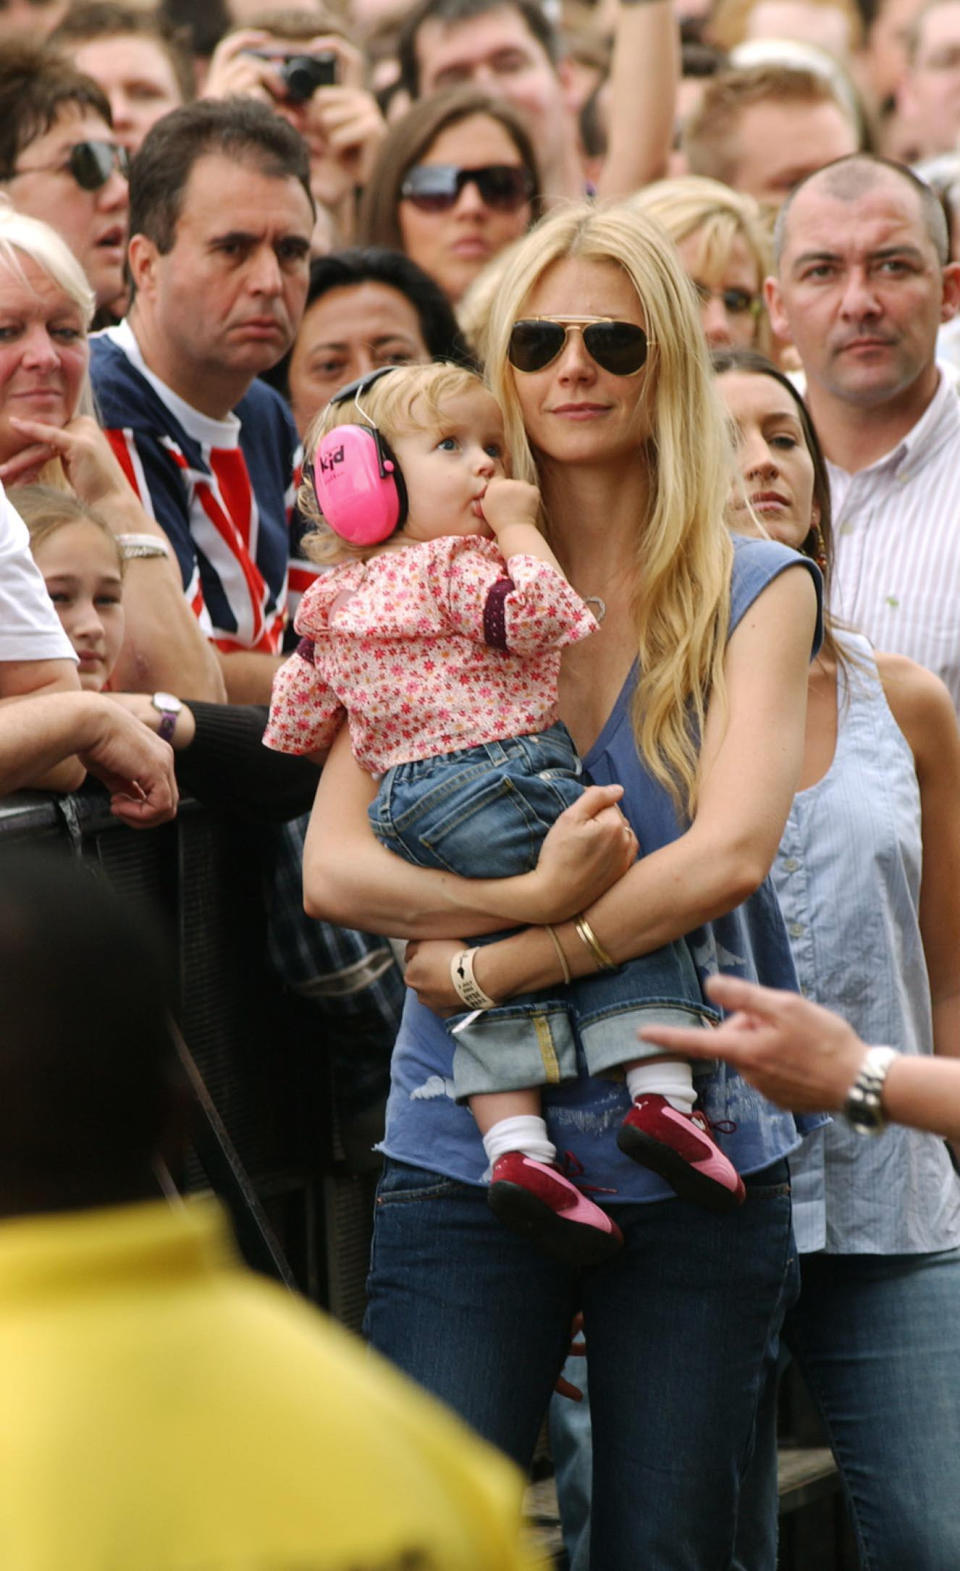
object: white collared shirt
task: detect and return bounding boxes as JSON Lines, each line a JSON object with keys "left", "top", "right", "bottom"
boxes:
{"left": 828, "top": 374, "right": 960, "bottom": 713}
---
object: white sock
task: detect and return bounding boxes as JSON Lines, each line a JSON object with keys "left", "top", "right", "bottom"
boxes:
{"left": 626, "top": 1060, "right": 696, "bottom": 1113}
{"left": 482, "top": 1114, "right": 556, "bottom": 1169}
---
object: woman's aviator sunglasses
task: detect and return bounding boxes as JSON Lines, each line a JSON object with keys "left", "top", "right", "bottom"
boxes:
{"left": 13, "top": 140, "right": 130, "bottom": 192}
{"left": 400, "top": 163, "right": 535, "bottom": 213}
{"left": 508, "top": 316, "right": 651, "bottom": 376}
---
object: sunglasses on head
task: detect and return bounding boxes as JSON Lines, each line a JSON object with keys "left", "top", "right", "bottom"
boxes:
{"left": 692, "top": 282, "right": 761, "bottom": 318}
{"left": 13, "top": 140, "right": 129, "bottom": 192}
{"left": 507, "top": 316, "right": 651, "bottom": 376}
{"left": 400, "top": 163, "right": 535, "bottom": 213}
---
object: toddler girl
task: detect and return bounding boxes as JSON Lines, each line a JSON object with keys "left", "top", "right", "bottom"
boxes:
{"left": 265, "top": 364, "right": 743, "bottom": 1264}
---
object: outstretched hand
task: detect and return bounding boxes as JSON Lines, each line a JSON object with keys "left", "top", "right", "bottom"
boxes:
{"left": 639, "top": 973, "right": 864, "bottom": 1113}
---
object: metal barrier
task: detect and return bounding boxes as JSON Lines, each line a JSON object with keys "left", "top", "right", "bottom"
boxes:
{"left": 0, "top": 786, "right": 335, "bottom": 1303}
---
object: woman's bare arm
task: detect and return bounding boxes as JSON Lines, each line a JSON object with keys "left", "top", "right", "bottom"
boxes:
{"left": 0, "top": 689, "right": 177, "bottom": 823}
{"left": 0, "top": 657, "right": 86, "bottom": 792}
{"left": 595, "top": 0, "right": 678, "bottom": 200}
{"left": 878, "top": 651, "right": 960, "bottom": 1062}
{"left": 405, "top": 565, "right": 817, "bottom": 1010}
{"left": 302, "top": 722, "right": 637, "bottom": 935}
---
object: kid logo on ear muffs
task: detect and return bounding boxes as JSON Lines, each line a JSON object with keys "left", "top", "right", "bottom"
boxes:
{"left": 309, "top": 367, "right": 409, "bottom": 547}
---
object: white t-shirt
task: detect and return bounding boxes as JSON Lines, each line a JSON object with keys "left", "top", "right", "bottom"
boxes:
{"left": 0, "top": 487, "right": 76, "bottom": 664}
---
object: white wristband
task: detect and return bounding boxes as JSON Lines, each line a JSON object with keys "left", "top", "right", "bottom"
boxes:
{"left": 450, "top": 948, "right": 497, "bottom": 1011}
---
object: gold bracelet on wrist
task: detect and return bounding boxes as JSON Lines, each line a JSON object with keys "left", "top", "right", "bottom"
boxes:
{"left": 573, "top": 913, "right": 617, "bottom": 971}
{"left": 543, "top": 923, "right": 572, "bottom": 985}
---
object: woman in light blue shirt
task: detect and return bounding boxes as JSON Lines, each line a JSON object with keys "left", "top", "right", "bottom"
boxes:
{"left": 716, "top": 349, "right": 960, "bottom": 1571}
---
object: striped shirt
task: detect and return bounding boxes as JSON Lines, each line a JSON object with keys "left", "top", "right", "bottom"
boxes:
{"left": 90, "top": 322, "right": 317, "bottom": 654}
{"left": 828, "top": 374, "right": 960, "bottom": 713}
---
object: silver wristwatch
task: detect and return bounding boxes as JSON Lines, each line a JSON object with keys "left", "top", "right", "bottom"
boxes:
{"left": 150, "top": 691, "right": 182, "bottom": 745}
{"left": 842, "top": 1046, "right": 898, "bottom": 1135}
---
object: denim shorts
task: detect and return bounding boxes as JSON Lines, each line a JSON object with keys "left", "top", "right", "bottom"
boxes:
{"left": 368, "top": 722, "right": 584, "bottom": 877}
{"left": 369, "top": 721, "right": 714, "bottom": 1099}
{"left": 448, "top": 946, "right": 718, "bottom": 1099}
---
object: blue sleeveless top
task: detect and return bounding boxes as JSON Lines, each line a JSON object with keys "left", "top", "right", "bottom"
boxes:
{"left": 777, "top": 632, "right": 960, "bottom": 1254}
{"left": 380, "top": 536, "right": 825, "bottom": 1199}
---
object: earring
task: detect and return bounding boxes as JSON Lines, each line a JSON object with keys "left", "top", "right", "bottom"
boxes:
{"left": 811, "top": 520, "right": 827, "bottom": 574}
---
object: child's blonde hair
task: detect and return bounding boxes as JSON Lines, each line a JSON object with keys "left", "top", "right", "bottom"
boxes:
{"left": 300, "top": 362, "right": 496, "bottom": 565}
{"left": 16, "top": 485, "right": 125, "bottom": 576}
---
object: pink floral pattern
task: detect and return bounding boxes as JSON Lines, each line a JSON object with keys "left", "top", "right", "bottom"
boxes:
{"left": 263, "top": 534, "right": 598, "bottom": 772}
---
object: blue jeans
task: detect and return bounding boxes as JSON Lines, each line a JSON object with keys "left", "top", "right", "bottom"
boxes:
{"left": 735, "top": 1247, "right": 960, "bottom": 1571}
{"left": 369, "top": 723, "right": 587, "bottom": 877}
{"left": 365, "top": 1156, "right": 797, "bottom": 1571}
{"left": 549, "top": 1357, "right": 593, "bottom": 1571}
{"left": 369, "top": 725, "right": 714, "bottom": 1099}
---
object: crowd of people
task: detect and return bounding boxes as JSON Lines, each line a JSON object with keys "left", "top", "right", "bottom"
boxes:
{"left": 2, "top": 0, "right": 960, "bottom": 1566}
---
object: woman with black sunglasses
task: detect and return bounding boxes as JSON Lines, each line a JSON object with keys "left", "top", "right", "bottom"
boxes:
{"left": 304, "top": 201, "right": 821, "bottom": 1571}
{"left": 358, "top": 87, "right": 540, "bottom": 305}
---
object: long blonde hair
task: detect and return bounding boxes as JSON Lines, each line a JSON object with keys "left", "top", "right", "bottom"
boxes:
{"left": 485, "top": 201, "right": 733, "bottom": 814}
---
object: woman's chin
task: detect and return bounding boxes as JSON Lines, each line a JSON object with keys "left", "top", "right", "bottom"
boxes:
{"left": 11, "top": 394, "right": 67, "bottom": 422}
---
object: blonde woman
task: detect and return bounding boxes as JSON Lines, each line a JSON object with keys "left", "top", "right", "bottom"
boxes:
{"left": 0, "top": 206, "right": 221, "bottom": 699}
{"left": 629, "top": 174, "right": 773, "bottom": 352}
{"left": 303, "top": 202, "right": 820, "bottom": 1570}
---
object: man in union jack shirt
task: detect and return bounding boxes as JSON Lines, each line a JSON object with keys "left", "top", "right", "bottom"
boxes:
{"left": 91, "top": 98, "right": 318, "bottom": 702}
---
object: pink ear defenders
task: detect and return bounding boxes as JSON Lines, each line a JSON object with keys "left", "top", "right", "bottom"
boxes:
{"left": 307, "top": 366, "right": 409, "bottom": 546}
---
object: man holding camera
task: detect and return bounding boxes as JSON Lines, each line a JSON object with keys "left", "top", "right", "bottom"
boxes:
{"left": 202, "top": 13, "right": 387, "bottom": 248}
{"left": 90, "top": 97, "right": 316, "bottom": 702}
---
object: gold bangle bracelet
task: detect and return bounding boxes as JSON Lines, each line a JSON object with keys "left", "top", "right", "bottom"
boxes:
{"left": 573, "top": 913, "right": 617, "bottom": 971}
{"left": 543, "top": 923, "right": 572, "bottom": 985}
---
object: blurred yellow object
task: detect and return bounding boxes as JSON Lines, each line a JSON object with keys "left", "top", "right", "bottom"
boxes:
{"left": 0, "top": 1195, "right": 534, "bottom": 1571}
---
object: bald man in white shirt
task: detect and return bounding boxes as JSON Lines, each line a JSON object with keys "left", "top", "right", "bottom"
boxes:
{"left": 766, "top": 152, "right": 960, "bottom": 709}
